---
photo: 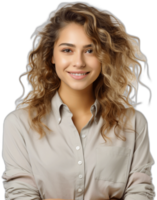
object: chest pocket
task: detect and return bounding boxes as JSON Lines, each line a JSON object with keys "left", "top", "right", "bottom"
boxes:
{"left": 95, "top": 146, "right": 131, "bottom": 183}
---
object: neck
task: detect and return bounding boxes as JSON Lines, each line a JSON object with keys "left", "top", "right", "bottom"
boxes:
{"left": 58, "top": 83, "right": 95, "bottom": 116}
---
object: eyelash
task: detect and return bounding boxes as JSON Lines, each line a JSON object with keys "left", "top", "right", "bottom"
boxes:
{"left": 61, "top": 48, "right": 93, "bottom": 54}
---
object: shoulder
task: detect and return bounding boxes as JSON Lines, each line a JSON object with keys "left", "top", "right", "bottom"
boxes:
{"left": 2, "top": 108, "right": 32, "bottom": 142}
{"left": 132, "top": 109, "right": 148, "bottom": 140}
{"left": 3, "top": 108, "right": 29, "bottom": 126}
{"left": 134, "top": 109, "right": 148, "bottom": 128}
{"left": 125, "top": 108, "right": 148, "bottom": 138}
{"left": 126, "top": 107, "right": 147, "bottom": 125}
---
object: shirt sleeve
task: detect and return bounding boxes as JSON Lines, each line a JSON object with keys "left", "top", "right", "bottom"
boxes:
{"left": 122, "top": 112, "right": 156, "bottom": 200}
{"left": 1, "top": 112, "right": 42, "bottom": 200}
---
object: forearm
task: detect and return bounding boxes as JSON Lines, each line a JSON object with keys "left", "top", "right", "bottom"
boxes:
{"left": 43, "top": 199, "right": 73, "bottom": 200}
{"left": 43, "top": 199, "right": 117, "bottom": 200}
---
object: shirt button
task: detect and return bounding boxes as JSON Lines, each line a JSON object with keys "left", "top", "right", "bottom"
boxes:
{"left": 76, "top": 146, "right": 80, "bottom": 150}
{"left": 79, "top": 174, "right": 82, "bottom": 178}
{"left": 58, "top": 117, "right": 61, "bottom": 122}
{"left": 78, "top": 161, "right": 82, "bottom": 165}
{"left": 78, "top": 188, "right": 82, "bottom": 192}
{"left": 81, "top": 134, "right": 86, "bottom": 138}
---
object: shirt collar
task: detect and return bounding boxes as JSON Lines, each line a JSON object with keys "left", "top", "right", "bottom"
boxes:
{"left": 51, "top": 90, "right": 101, "bottom": 124}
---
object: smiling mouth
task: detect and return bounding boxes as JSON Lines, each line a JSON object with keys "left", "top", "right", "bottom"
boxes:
{"left": 67, "top": 72, "right": 90, "bottom": 74}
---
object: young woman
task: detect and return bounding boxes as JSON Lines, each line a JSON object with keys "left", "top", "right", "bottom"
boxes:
{"left": 1, "top": 2, "right": 155, "bottom": 200}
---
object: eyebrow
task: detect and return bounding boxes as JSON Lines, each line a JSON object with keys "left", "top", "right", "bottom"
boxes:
{"left": 58, "top": 43, "right": 93, "bottom": 48}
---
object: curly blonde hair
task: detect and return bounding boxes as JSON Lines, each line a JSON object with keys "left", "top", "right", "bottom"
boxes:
{"left": 15, "top": 2, "right": 149, "bottom": 143}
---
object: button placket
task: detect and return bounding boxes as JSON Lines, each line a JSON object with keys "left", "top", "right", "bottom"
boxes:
{"left": 78, "top": 160, "right": 82, "bottom": 165}
{"left": 77, "top": 159, "right": 83, "bottom": 195}
{"left": 75, "top": 146, "right": 83, "bottom": 182}
{"left": 79, "top": 174, "right": 83, "bottom": 178}
{"left": 81, "top": 134, "right": 86, "bottom": 138}
{"left": 76, "top": 122, "right": 89, "bottom": 196}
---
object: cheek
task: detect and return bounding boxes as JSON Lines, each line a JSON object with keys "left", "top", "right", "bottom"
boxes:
{"left": 55, "top": 57, "right": 70, "bottom": 73}
{"left": 92, "top": 63, "right": 101, "bottom": 75}
{"left": 59, "top": 56, "right": 71, "bottom": 70}
{"left": 55, "top": 64, "right": 68, "bottom": 80}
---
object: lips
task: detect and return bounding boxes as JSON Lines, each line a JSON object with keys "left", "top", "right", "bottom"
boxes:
{"left": 68, "top": 72, "right": 90, "bottom": 74}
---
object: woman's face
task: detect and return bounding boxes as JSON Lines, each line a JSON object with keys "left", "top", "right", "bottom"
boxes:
{"left": 52, "top": 22, "right": 101, "bottom": 92}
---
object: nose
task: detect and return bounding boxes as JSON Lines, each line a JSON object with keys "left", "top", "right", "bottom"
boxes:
{"left": 73, "top": 51, "right": 86, "bottom": 67}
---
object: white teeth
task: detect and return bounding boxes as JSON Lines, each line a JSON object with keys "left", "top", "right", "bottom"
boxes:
{"left": 70, "top": 72, "right": 88, "bottom": 76}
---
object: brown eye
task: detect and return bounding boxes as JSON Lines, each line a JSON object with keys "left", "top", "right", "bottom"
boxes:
{"left": 61, "top": 48, "right": 72, "bottom": 53}
{"left": 87, "top": 49, "right": 93, "bottom": 53}
{"left": 61, "top": 48, "right": 93, "bottom": 54}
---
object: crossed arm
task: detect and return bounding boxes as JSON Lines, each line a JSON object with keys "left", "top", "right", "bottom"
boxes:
{"left": 43, "top": 199, "right": 73, "bottom": 200}
{"left": 43, "top": 199, "right": 116, "bottom": 200}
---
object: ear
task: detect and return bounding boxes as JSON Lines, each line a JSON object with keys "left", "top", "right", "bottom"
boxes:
{"left": 51, "top": 56, "right": 55, "bottom": 64}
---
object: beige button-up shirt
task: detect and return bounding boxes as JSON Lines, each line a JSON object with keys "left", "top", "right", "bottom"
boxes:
{"left": 1, "top": 90, "right": 156, "bottom": 200}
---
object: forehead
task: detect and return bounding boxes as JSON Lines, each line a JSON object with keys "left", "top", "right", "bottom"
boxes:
{"left": 54, "top": 23, "right": 92, "bottom": 47}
